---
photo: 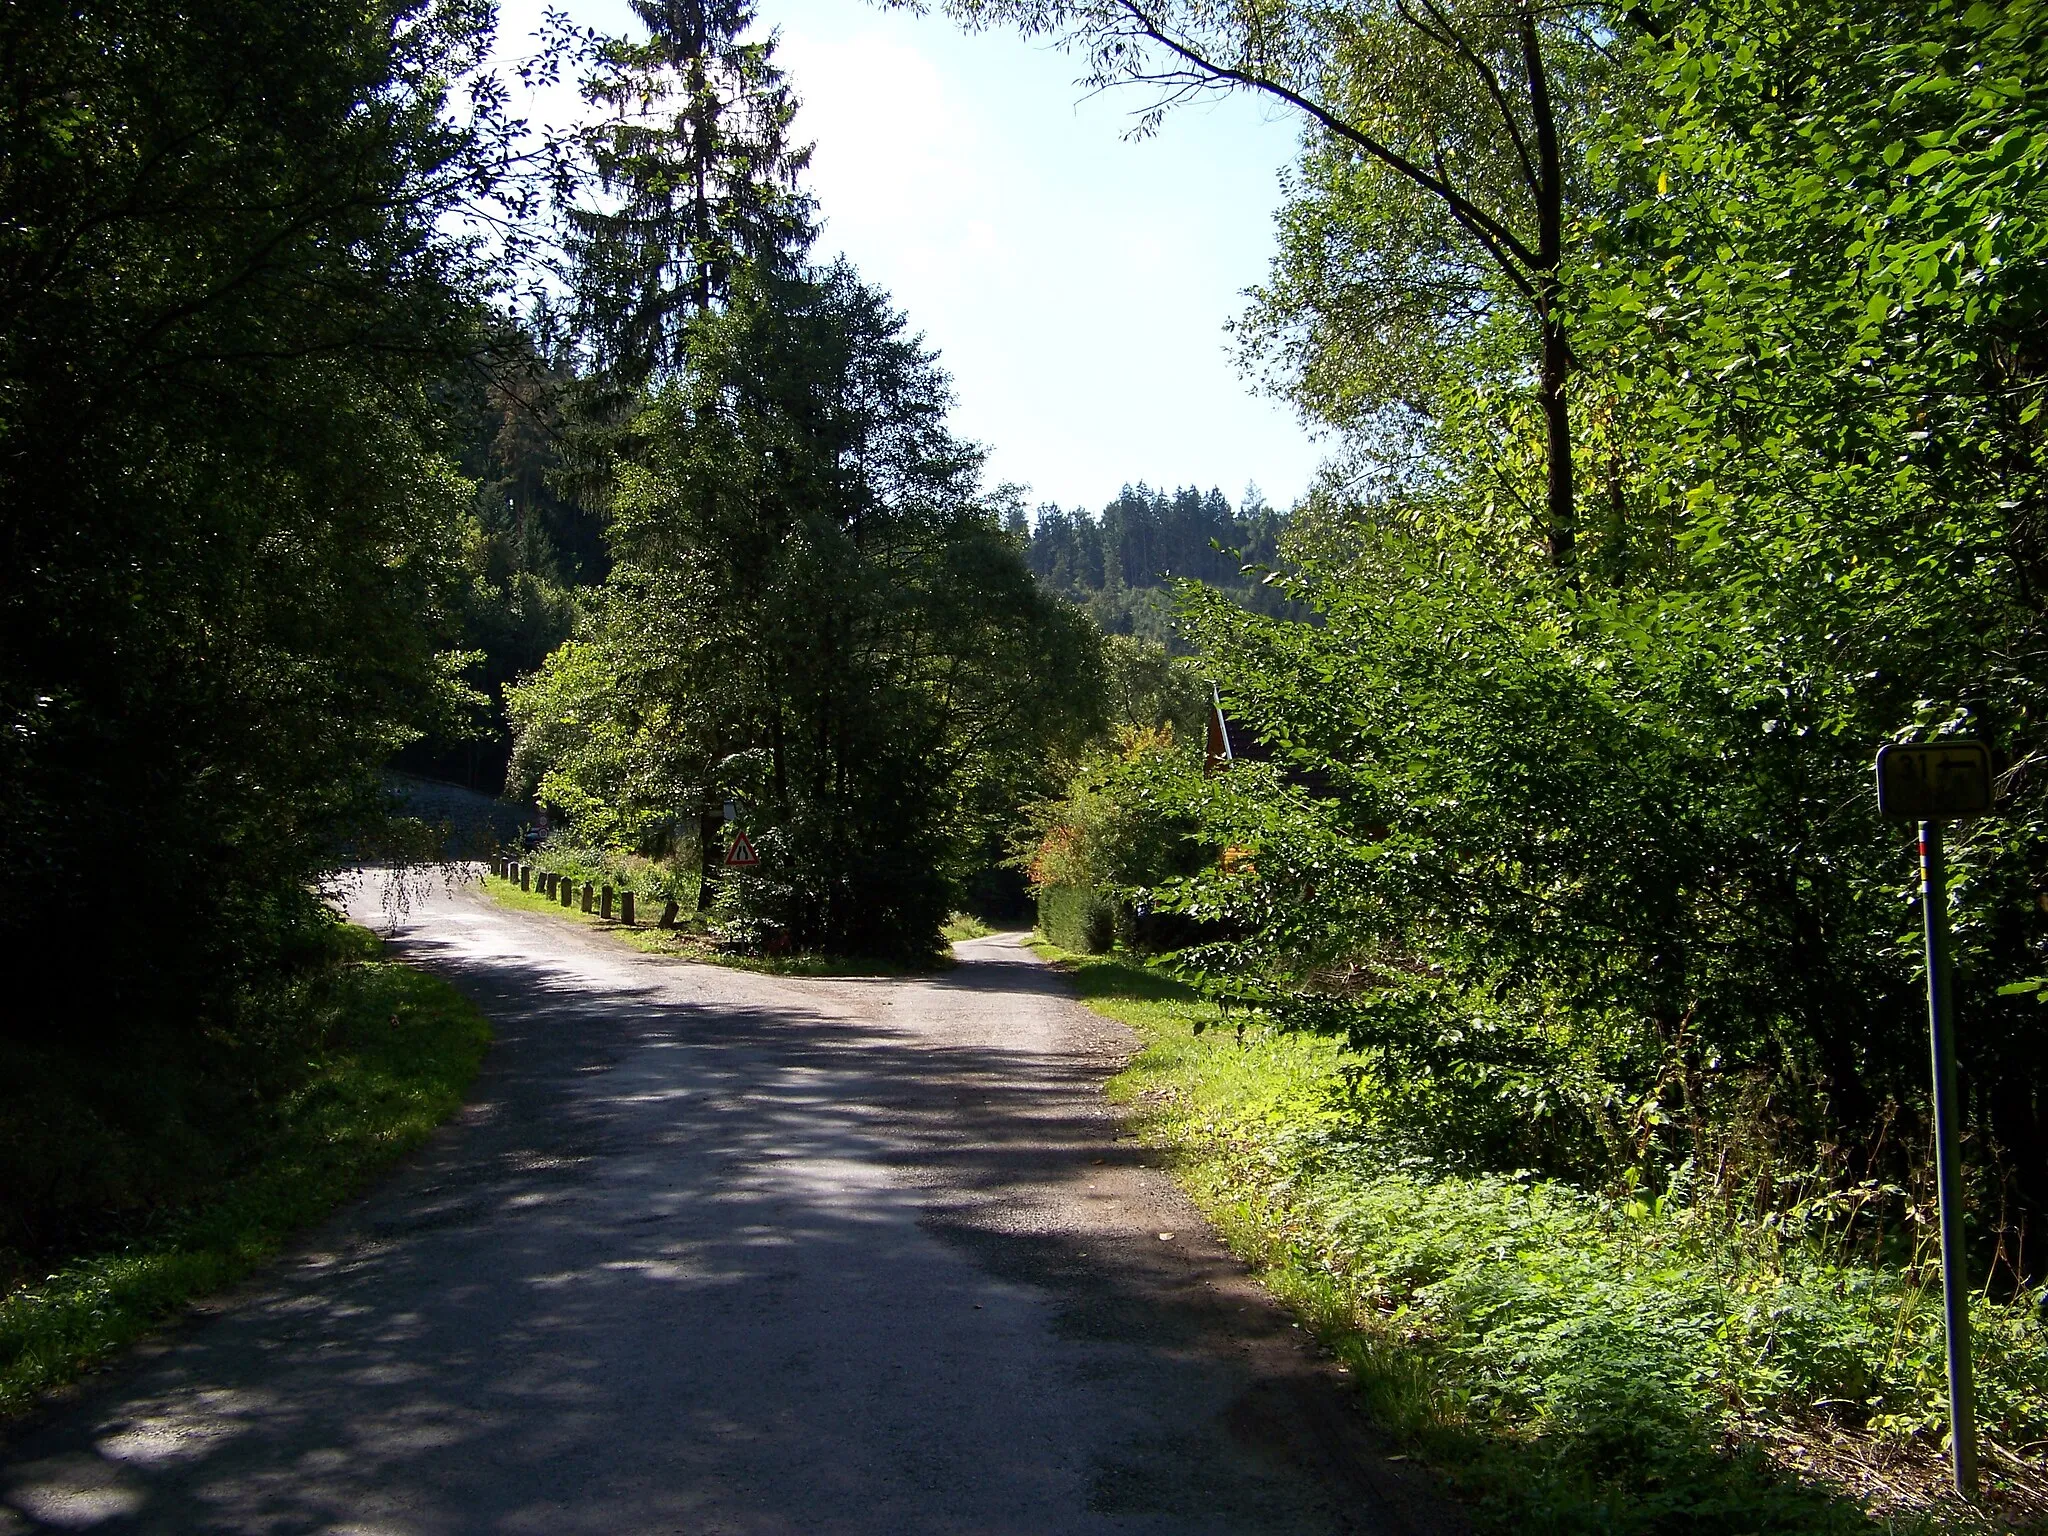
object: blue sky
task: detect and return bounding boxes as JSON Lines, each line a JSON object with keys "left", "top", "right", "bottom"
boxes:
{"left": 496, "top": 0, "right": 1325, "bottom": 513}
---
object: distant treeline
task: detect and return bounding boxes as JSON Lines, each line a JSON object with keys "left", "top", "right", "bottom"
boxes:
{"left": 1017, "top": 485, "right": 1296, "bottom": 649}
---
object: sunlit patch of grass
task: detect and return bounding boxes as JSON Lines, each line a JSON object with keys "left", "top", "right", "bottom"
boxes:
{"left": 0, "top": 940, "right": 488, "bottom": 1421}
{"left": 1035, "top": 939, "right": 2047, "bottom": 1536}
{"left": 942, "top": 913, "right": 997, "bottom": 942}
{"left": 477, "top": 871, "right": 949, "bottom": 974}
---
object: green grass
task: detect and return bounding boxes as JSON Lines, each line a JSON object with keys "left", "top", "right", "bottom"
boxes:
{"left": 1039, "top": 939, "right": 2048, "bottom": 1536}
{"left": 0, "top": 933, "right": 489, "bottom": 1421}
{"left": 477, "top": 870, "right": 948, "bottom": 974}
{"left": 484, "top": 865, "right": 668, "bottom": 936}
{"left": 942, "top": 913, "right": 999, "bottom": 941}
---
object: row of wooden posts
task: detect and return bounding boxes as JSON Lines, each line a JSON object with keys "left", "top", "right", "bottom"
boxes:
{"left": 491, "top": 857, "right": 636, "bottom": 927}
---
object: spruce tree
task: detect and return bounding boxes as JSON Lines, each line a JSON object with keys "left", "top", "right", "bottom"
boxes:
{"left": 566, "top": 0, "right": 814, "bottom": 385}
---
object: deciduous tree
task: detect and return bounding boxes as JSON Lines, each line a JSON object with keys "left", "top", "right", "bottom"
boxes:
{"left": 932, "top": 0, "right": 1610, "bottom": 565}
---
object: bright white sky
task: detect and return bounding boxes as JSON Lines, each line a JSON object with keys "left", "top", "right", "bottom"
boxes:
{"left": 493, "top": 0, "right": 1325, "bottom": 514}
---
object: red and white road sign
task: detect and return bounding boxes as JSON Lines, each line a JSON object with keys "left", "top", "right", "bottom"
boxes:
{"left": 723, "top": 831, "right": 760, "bottom": 868}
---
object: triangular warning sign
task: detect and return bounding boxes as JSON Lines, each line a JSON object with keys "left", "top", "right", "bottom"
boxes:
{"left": 723, "top": 831, "right": 760, "bottom": 868}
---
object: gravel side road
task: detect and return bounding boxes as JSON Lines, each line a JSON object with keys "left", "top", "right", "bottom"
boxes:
{"left": 1, "top": 878, "right": 1461, "bottom": 1535}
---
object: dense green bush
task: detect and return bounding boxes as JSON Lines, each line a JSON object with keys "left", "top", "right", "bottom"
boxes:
{"left": 1022, "top": 725, "right": 1216, "bottom": 953}
{"left": 1154, "top": 511, "right": 2048, "bottom": 1270}
{"left": 1037, "top": 885, "right": 1116, "bottom": 954}
{"left": 0, "top": 0, "right": 496, "bottom": 1036}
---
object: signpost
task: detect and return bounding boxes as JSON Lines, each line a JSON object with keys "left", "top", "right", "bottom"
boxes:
{"left": 1874, "top": 739, "right": 1993, "bottom": 1500}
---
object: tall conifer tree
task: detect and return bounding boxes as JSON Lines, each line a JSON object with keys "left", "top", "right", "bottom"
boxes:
{"left": 566, "top": 0, "right": 814, "bottom": 384}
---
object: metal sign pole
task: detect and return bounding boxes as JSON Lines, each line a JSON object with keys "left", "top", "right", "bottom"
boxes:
{"left": 1918, "top": 819, "right": 1979, "bottom": 1500}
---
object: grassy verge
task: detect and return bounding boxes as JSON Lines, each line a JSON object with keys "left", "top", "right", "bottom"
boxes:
{"left": 1041, "top": 940, "right": 2048, "bottom": 1536}
{"left": 0, "top": 932, "right": 489, "bottom": 1422}
{"left": 476, "top": 870, "right": 946, "bottom": 975}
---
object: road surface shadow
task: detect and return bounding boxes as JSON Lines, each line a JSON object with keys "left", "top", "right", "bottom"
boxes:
{"left": 0, "top": 910, "right": 1463, "bottom": 1536}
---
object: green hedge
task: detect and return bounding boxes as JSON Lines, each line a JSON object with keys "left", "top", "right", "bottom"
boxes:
{"left": 1037, "top": 884, "right": 1115, "bottom": 954}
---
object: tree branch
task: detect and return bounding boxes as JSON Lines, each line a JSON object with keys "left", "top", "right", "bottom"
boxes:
{"left": 1107, "top": 0, "right": 1541, "bottom": 286}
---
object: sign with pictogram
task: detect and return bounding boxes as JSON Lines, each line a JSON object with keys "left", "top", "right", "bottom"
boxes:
{"left": 723, "top": 831, "right": 760, "bottom": 868}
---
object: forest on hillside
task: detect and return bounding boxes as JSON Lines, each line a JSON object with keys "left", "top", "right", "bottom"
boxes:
{"left": 1018, "top": 484, "right": 1298, "bottom": 648}
{"left": 5, "top": 0, "right": 2048, "bottom": 1524}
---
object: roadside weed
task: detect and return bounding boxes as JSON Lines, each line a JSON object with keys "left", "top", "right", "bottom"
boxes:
{"left": 1048, "top": 944, "right": 2048, "bottom": 1535}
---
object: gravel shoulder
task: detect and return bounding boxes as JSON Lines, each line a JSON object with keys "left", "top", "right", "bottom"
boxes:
{"left": 0, "top": 876, "right": 1461, "bottom": 1535}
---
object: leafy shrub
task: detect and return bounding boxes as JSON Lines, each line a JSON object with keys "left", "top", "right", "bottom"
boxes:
{"left": 525, "top": 838, "right": 693, "bottom": 908}
{"left": 1088, "top": 963, "right": 2048, "bottom": 1529}
{"left": 1023, "top": 726, "right": 1216, "bottom": 954}
{"left": 1153, "top": 517, "right": 2048, "bottom": 1278}
{"left": 1038, "top": 883, "right": 1116, "bottom": 953}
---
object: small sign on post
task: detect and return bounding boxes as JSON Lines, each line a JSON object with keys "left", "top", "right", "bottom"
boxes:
{"left": 724, "top": 831, "right": 760, "bottom": 869}
{"left": 1875, "top": 738, "right": 1993, "bottom": 1501}
{"left": 1876, "top": 740, "right": 1994, "bottom": 819}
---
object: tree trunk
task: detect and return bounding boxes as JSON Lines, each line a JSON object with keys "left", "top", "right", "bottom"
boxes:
{"left": 1522, "top": 4, "right": 1575, "bottom": 570}
{"left": 1540, "top": 309, "right": 1576, "bottom": 568}
{"left": 696, "top": 798, "right": 722, "bottom": 912}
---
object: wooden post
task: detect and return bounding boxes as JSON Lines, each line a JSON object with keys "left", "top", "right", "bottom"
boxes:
{"left": 581, "top": 881, "right": 594, "bottom": 914}
{"left": 622, "top": 891, "right": 636, "bottom": 926}
{"left": 659, "top": 897, "right": 679, "bottom": 929}
{"left": 560, "top": 879, "right": 573, "bottom": 908}
{"left": 601, "top": 886, "right": 614, "bottom": 921}
{"left": 520, "top": 864, "right": 531, "bottom": 891}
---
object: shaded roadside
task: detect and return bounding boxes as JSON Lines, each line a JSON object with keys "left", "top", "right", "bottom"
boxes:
{"left": 1, "top": 886, "right": 1462, "bottom": 1535}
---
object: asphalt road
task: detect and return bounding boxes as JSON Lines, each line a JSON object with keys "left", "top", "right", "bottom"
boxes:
{"left": 1, "top": 878, "right": 1461, "bottom": 1535}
